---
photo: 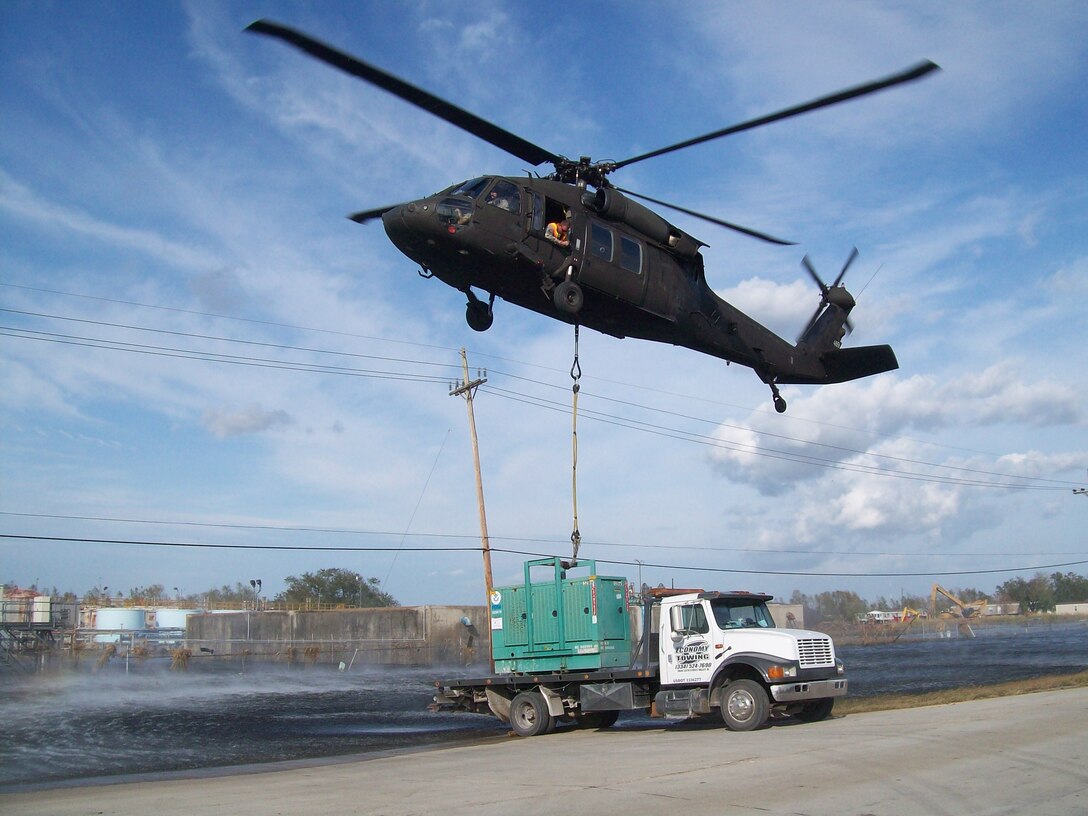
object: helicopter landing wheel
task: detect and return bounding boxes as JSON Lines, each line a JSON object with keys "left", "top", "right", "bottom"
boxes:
{"left": 768, "top": 382, "right": 787, "bottom": 413}
{"left": 465, "top": 300, "right": 493, "bottom": 332}
{"left": 553, "top": 280, "right": 584, "bottom": 315}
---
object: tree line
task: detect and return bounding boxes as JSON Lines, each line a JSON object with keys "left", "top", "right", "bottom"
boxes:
{"left": 7, "top": 568, "right": 398, "bottom": 608}
{"left": 10, "top": 568, "right": 1087, "bottom": 619}
{"left": 788, "top": 571, "right": 1088, "bottom": 624}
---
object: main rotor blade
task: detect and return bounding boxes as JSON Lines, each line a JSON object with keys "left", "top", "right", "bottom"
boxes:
{"left": 802, "top": 255, "right": 827, "bottom": 292}
{"left": 613, "top": 60, "right": 940, "bottom": 171}
{"left": 348, "top": 204, "right": 400, "bottom": 224}
{"left": 616, "top": 187, "right": 795, "bottom": 246}
{"left": 246, "top": 20, "right": 563, "bottom": 168}
{"left": 832, "top": 247, "right": 859, "bottom": 288}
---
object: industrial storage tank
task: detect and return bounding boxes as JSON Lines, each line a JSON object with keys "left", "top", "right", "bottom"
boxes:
{"left": 94, "top": 607, "right": 147, "bottom": 643}
{"left": 31, "top": 595, "right": 52, "bottom": 625}
{"left": 154, "top": 608, "right": 202, "bottom": 630}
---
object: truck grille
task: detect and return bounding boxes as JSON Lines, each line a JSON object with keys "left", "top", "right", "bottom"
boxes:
{"left": 797, "top": 638, "right": 833, "bottom": 667}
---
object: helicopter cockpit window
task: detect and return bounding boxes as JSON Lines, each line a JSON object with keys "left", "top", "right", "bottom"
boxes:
{"left": 437, "top": 198, "right": 473, "bottom": 226}
{"left": 484, "top": 180, "right": 521, "bottom": 214}
{"left": 589, "top": 222, "right": 613, "bottom": 262}
{"left": 619, "top": 236, "right": 642, "bottom": 275}
{"left": 449, "top": 177, "right": 490, "bottom": 199}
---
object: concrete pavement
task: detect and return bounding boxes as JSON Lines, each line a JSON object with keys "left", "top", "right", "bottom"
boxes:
{"left": 5, "top": 687, "right": 1086, "bottom": 815}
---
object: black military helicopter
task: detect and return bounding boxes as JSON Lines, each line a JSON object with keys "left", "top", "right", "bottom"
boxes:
{"left": 247, "top": 20, "right": 938, "bottom": 412}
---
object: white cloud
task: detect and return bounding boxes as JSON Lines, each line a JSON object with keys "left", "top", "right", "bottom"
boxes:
{"left": 202, "top": 404, "right": 292, "bottom": 438}
{"left": 710, "top": 363, "right": 1084, "bottom": 496}
{"left": 0, "top": 170, "right": 222, "bottom": 271}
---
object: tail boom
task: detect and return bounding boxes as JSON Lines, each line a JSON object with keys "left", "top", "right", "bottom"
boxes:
{"left": 774, "top": 344, "right": 899, "bottom": 385}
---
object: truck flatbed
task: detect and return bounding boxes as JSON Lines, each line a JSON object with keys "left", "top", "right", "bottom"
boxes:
{"left": 435, "top": 665, "right": 656, "bottom": 691}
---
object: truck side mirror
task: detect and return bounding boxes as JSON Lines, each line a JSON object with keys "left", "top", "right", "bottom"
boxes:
{"left": 669, "top": 606, "right": 686, "bottom": 636}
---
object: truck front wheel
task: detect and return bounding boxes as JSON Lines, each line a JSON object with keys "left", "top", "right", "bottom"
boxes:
{"left": 796, "top": 697, "right": 835, "bottom": 723}
{"left": 720, "top": 679, "right": 769, "bottom": 731}
{"left": 509, "top": 691, "right": 555, "bottom": 737}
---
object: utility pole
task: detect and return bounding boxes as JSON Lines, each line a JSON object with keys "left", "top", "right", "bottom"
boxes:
{"left": 449, "top": 348, "right": 494, "bottom": 610}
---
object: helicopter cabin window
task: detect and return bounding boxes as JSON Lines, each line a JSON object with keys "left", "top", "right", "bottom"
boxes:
{"left": 536, "top": 196, "right": 570, "bottom": 232}
{"left": 484, "top": 180, "right": 521, "bottom": 214}
{"left": 619, "top": 235, "right": 642, "bottom": 275}
{"left": 589, "top": 222, "right": 613, "bottom": 262}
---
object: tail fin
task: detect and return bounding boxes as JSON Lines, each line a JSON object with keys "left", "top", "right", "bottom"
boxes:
{"left": 776, "top": 344, "right": 899, "bottom": 384}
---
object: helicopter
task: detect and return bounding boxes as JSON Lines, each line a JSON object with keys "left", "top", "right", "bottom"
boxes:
{"left": 246, "top": 20, "right": 939, "bottom": 413}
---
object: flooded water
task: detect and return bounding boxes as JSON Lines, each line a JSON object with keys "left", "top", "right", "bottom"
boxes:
{"left": 2, "top": 621, "right": 1084, "bottom": 790}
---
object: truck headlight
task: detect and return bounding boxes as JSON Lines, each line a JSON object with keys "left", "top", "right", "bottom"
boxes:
{"left": 836, "top": 658, "right": 845, "bottom": 676}
{"left": 767, "top": 664, "right": 797, "bottom": 680}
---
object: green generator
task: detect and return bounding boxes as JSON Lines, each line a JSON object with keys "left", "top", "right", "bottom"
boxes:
{"left": 490, "top": 557, "right": 631, "bottom": 673}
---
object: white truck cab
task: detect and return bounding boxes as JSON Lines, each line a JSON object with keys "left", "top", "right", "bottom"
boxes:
{"left": 655, "top": 590, "right": 846, "bottom": 730}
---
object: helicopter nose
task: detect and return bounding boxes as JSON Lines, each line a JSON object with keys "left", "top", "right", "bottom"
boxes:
{"left": 381, "top": 206, "right": 411, "bottom": 251}
{"left": 382, "top": 200, "right": 451, "bottom": 265}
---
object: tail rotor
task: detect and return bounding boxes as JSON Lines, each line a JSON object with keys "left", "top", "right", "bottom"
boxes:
{"left": 798, "top": 248, "right": 858, "bottom": 343}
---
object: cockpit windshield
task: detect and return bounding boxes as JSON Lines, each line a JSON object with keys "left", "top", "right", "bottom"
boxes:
{"left": 710, "top": 599, "right": 774, "bottom": 629}
{"left": 449, "top": 177, "right": 490, "bottom": 199}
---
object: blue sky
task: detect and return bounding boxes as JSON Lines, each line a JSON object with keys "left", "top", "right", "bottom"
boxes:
{"left": 2, "top": 1, "right": 1086, "bottom": 607}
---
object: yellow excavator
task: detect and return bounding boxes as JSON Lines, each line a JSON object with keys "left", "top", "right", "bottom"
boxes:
{"left": 930, "top": 584, "right": 988, "bottom": 638}
{"left": 930, "top": 584, "right": 988, "bottom": 618}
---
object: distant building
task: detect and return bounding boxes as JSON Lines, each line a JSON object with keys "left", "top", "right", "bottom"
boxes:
{"left": 1054, "top": 602, "right": 1087, "bottom": 616}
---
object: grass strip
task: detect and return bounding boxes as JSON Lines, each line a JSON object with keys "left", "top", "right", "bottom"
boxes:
{"left": 836, "top": 670, "right": 1088, "bottom": 715}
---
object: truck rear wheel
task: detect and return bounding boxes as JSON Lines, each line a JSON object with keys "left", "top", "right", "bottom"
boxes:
{"left": 796, "top": 697, "right": 835, "bottom": 723}
{"left": 720, "top": 679, "right": 769, "bottom": 731}
{"left": 509, "top": 691, "right": 555, "bottom": 737}
{"left": 578, "top": 710, "right": 620, "bottom": 730}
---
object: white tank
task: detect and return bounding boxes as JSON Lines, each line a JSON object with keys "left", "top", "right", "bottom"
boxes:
{"left": 154, "top": 608, "right": 202, "bottom": 630}
{"left": 31, "top": 595, "right": 52, "bottom": 624}
{"left": 94, "top": 607, "right": 147, "bottom": 643}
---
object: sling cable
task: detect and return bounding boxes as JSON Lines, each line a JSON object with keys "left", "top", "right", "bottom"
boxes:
{"left": 570, "top": 324, "right": 582, "bottom": 563}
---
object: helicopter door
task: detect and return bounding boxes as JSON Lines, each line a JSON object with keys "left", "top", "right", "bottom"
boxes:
{"left": 578, "top": 221, "right": 648, "bottom": 305}
{"left": 525, "top": 193, "right": 575, "bottom": 272}
{"left": 474, "top": 179, "right": 523, "bottom": 242}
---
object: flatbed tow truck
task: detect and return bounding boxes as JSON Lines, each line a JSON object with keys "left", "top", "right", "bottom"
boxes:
{"left": 431, "top": 557, "right": 846, "bottom": 736}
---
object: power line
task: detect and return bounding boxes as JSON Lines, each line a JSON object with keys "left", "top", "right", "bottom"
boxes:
{"left": 0, "top": 307, "right": 461, "bottom": 372}
{"left": 3, "top": 511, "right": 1083, "bottom": 558}
{"left": 483, "top": 385, "right": 1074, "bottom": 491}
{"left": 3, "top": 322, "right": 1076, "bottom": 491}
{"left": 4, "top": 296, "right": 1081, "bottom": 490}
{"left": 0, "top": 327, "right": 451, "bottom": 383}
{"left": 3, "top": 533, "right": 1086, "bottom": 578}
{"left": 0, "top": 280, "right": 1046, "bottom": 463}
{"left": 490, "top": 374, "right": 1082, "bottom": 488}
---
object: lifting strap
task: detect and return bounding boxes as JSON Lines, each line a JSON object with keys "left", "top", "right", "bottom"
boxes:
{"left": 570, "top": 324, "right": 582, "bottom": 563}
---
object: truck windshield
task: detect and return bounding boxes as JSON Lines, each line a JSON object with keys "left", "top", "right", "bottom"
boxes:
{"left": 710, "top": 599, "right": 774, "bottom": 629}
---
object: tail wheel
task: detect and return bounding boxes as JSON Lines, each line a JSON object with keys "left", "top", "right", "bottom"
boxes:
{"left": 509, "top": 691, "right": 555, "bottom": 737}
{"left": 720, "top": 679, "right": 769, "bottom": 731}
{"left": 553, "top": 280, "right": 584, "bottom": 314}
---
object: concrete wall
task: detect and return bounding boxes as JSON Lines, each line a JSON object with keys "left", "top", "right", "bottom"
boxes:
{"left": 185, "top": 605, "right": 490, "bottom": 667}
